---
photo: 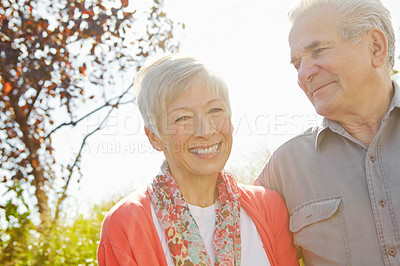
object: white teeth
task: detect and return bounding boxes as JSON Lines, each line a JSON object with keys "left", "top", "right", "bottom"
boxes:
{"left": 191, "top": 143, "right": 220, "bottom": 155}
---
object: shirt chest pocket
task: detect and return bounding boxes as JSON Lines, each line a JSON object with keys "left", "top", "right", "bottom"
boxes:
{"left": 289, "top": 196, "right": 351, "bottom": 265}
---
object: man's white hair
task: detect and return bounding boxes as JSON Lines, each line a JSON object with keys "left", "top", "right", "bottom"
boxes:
{"left": 289, "top": 0, "right": 395, "bottom": 71}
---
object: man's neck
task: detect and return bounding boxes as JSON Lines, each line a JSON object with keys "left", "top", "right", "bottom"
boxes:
{"left": 338, "top": 81, "right": 394, "bottom": 147}
{"left": 341, "top": 120, "right": 383, "bottom": 147}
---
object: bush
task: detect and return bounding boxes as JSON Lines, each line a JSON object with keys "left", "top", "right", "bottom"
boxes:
{"left": 0, "top": 197, "right": 120, "bottom": 265}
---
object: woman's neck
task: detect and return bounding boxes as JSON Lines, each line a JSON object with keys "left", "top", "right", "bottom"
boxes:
{"left": 171, "top": 170, "right": 219, "bottom": 208}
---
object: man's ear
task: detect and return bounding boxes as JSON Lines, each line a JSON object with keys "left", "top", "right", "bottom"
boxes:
{"left": 369, "top": 28, "right": 388, "bottom": 68}
{"left": 145, "top": 127, "right": 164, "bottom": 151}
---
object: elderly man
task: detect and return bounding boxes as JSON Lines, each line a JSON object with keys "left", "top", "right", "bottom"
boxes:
{"left": 255, "top": 0, "right": 400, "bottom": 265}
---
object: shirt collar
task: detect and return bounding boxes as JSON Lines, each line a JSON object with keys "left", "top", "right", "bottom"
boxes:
{"left": 389, "top": 80, "right": 400, "bottom": 111}
{"left": 314, "top": 80, "right": 400, "bottom": 151}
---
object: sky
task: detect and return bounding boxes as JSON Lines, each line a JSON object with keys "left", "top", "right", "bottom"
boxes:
{"left": 65, "top": 0, "right": 400, "bottom": 214}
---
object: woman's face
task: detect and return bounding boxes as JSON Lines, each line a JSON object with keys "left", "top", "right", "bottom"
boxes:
{"left": 155, "top": 83, "right": 233, "bottom": 179}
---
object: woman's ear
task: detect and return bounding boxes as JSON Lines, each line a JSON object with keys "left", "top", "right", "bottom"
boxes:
{"left": 369, "top": 28, "right": 388, "bottom": 68}
{"left": 145, "top": 127, "right": 164, "bottom": 151}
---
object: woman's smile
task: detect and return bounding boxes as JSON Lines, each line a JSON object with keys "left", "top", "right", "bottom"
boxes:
{"left": 189, "top": 142, "right": 221, "bottom": 156}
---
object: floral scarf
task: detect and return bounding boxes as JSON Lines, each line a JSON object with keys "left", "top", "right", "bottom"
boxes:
{"left": 148, "top": 161, "right": 241, "bottom": 266}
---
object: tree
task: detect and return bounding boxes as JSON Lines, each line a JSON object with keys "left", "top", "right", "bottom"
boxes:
{"left": 0, "top": 0, "right": 183, "bottom": 262}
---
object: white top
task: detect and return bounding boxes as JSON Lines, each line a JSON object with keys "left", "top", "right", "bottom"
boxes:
{"left": 151, "top": 203, "right": 271, "bottom": 266}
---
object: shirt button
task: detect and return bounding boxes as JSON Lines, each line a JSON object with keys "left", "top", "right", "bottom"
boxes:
{"left": 388, "top": 248, "right": 397, "bottom": 257}
{"left": 370, "top": 155, "right": 376, "bottom": 162}
{"left": 378, "top": 199, "right": 386, "bottom": 207}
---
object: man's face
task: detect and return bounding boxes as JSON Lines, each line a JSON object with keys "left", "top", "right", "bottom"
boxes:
{"left": 289, "top": 6, "right": 376, "bottom": 121}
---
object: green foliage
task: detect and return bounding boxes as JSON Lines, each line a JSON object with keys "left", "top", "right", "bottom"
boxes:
{"left": 0, "top": 197, "right": 120, "bottom": 265}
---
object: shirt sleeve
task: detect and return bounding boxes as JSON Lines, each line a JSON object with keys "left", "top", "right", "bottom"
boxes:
{"left": 98, "top": 243, "right": 137, "bottom": 266}
{"left": 254, "top": 153, "right": 281, "bottom": 193}
{"left": 268, "top": 190, "right": 299, "bottom": 266}
{"left": 240, "top": 185, "right": 299, "bottom": 265}
{"left": 97, "top": 191, "right": 168, "bottom": 266}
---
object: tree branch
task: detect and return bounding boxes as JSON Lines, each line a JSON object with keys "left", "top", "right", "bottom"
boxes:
{"left": 45, "top": 83, "right": 134, "bottom": 139}
{"left": 53, "top": 84, "right": 134, "bottom": 221}
{"left": 26, "top": 87, "right": 42, "bottom": 119}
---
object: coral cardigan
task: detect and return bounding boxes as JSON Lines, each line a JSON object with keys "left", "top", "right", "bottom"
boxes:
{"left": 98, "top": 184, "right": 298, "bottom": 266}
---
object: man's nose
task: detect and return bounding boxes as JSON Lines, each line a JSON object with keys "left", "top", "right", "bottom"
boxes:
{"left": 297, "top": 57, "right": 320, "bottom": 85}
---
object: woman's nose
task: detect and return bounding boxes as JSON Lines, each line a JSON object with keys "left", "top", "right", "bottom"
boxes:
{"left": 194, "top": 115, "right": 216, "bottom": 138}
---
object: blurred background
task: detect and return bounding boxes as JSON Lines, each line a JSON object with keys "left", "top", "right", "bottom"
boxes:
{"left": 1, "top": 0, "right": 399, "bottom": 264}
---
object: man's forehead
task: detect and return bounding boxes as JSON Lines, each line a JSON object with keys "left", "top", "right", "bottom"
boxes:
{"left": 288, "top": 9, "right": 340, "bottom": 59}
{"left": 289, "top": 5, "right": 338, "bottom": 39}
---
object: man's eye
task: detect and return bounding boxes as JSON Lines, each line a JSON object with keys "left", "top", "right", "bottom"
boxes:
{"left": 312, "top": 47, "right": 327, "bottom": 57}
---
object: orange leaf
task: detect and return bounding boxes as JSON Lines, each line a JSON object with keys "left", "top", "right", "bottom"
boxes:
{"left": 32, "top": 158, "right": 38, "bottom": 168}
{"left": 79, "top": 63, "right": 87, "bottom": 76}
{"left": 3, "top": 82, "right": 12, "bottom": 94}
{"left": 121, "top": 0, "right": 129, "bottom": 7}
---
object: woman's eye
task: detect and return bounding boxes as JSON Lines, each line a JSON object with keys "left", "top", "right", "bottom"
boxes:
{"left": 175, "top": 116, "right": 190, "bottom": 123}
{"left": 210, "top": 108, "right": 223, "bottom": 114}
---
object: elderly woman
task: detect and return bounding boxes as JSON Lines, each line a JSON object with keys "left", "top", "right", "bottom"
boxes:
{"left": 97, "top": 55, "right": 298, "bottom": 266}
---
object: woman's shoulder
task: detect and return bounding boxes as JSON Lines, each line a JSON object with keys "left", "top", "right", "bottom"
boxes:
{"left": 238, "top": 184, "right": 282, "bottom": 202}
{"left": 238, "top": 184, "right": 287, "bottom": 218}
{"left": 103, "top": 187, "right": 151, "bottom": 226}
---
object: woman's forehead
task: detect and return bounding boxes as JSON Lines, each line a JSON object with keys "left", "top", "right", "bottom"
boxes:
{"left": 167, "top": 84, "right": 224, "bottom": 111}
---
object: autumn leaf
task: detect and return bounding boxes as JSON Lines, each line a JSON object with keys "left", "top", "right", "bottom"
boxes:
{"left": 31, "top": 158, "right": 39, "bottom": 168}
{"left": 121, "top": 0, "right": 129, "bottom": 7}
{"left": 3, "top": 82, "right": 12, "bottom": 94}
{"left": 79, "top": 63, "right": 87, "bottom": 77}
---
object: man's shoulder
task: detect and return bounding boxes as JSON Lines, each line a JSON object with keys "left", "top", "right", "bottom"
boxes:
{"left": 274, "top": 126, "right": 320, "bottom": 154}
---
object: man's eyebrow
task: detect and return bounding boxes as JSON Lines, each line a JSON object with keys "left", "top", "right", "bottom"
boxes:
{"left": 304, "top": 40, "right": 322, "bottom": 51}
{"left": 290, "top": 40, "right": 322, "bottom": 64}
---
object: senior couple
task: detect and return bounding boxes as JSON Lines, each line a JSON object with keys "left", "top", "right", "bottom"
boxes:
{"left": 98, "top": 0, "right": 400, "bottom": 265}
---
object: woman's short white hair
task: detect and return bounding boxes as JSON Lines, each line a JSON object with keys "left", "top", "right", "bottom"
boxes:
{"left": 134, "top": 54, "right": 231, "bottom": 137}
{"left": 289, "top": 0, "right": 395, "bottom": 71}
